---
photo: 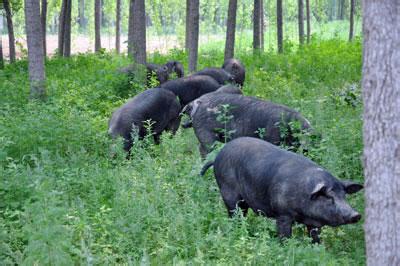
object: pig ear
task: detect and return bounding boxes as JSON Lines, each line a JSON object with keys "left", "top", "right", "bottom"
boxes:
{"left": 341, "top": 180, "right": 363, "bottom": 194}
{"left": 310, "top": 183, "right": 327, "bottom": 200}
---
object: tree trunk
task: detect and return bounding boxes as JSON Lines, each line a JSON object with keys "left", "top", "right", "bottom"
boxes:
{"left": 260, "top": 0, "right": 264, "bottom": 50}
{"left": 0, "top": 13, "right": 4, "bottom": 69}
{"left": 224, "top": 0, "right": 237, "bottom": 61}
{"left": 94, "top": 0, "right": 101, "bottom": 52}
{"left": 253, "top": 0, "right": 261, "bottom": 52}
{"left": 4, "top": 0, "right": 16, "bottom": 63}
{"left": 185, "top": 0, "right": 191, "bottom": 52}
{"left": 63, "top": 0, "right": 71, "bottom": 57}
{"left": 213, "top": 5, "right": 220, "bottom": 27}
{"left": 363, "top": 1, "right": 400, "bottom": 265}
{"left": 187, "top": 0, "right": 199, "bottom": 72}
{"left": 330, "top": 0, "right": 337, "bottom": 21}
{"left": 348, "top": 0, "right": 355, "bottom": 41}
{"left": 338, "top": 0, "right": 345, "bottom": 20}
{"left": 128, "top": 0, "right": 134, "bottom": 56}
{"left": 298, "top": 0, "right": 304, "bottom": 45}
{"left": 306, "top": 0, "right": 310, "bottom": 43}
{"left": 129, "top": 0, "right": 146, "bottom": 64}
{"left": 276, "top": 0, "right": 283, "bottom": 53}
{"left": 41, "top": 0, "right": 47, "bottom": 57}
{"left": 24, "top": 0, "right": 46, "bottom": 100}
{"left": 101, "top": 0, "right": 106, "bottom": 27}
{"left": 78, "top": 0, "right": 86, "bottom": 31}
{"left": 58, "top": 0, "right": 67, "bottom": 56}
{"left": 115, "top": 0, "right": 121, "bottom": 53}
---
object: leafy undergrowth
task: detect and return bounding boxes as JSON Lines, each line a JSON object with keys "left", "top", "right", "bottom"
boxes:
{"left": 0, "top": 39, "right": 364, "bottom": 264}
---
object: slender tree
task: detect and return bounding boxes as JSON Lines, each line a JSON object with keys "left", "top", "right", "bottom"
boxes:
{"left": 100, "top": 0, "right": 106, "bottom": 27}
{"left": 41, "top": 0, "right": 47, "bottom": 56}
{"left": 260, "top": 0, "right": 264, "bottom": 50}
{"left": 187, "top": 0, "right": 199, "bottom": 72}
{"left": 338, "top": 0, "right": 345, "bottom": 20}
{"left": 24, "top": 0, "right": 46, "bottom": 100}
{"left": 0, "top": 12, "right": 4, "bottom": 69}
{"left": 276, "top": 0, "right": 283, "bottom": 53}
{"left": 224, "top": 0, "right": 237, "bottom": 61}
{"left": 253, "top": 0, "right": 261, "bottom": 52}
{"left": 306, "top": 0, "right": 310, "bottom": 43}
{"left": 298, "top": 0, "right": 304, "bottom": 45}
{"left": 78, "top": 0, "right": 86, "bottom": 31}
{"left": 363, "top": 0, "right": 400, "bottom": 265}
{"left": 348, "top": 0, "right": 355, "bottom": 41}
{"left": 128, "top": 0, "right": 146, "bottom": 64}
{"left": 330, "top": 0, "right": 337, "bottom": 20}
{"left": 63, "top": 0, "right": 71, "bottom": 56}
{"left": 185, "top": 0, "right": 191, "bottom": 52}
{"left": 115, "top": 0, "right": 121, "bottom": 53}
{"left": 128, "top": 0, "right": 134, "bottom": 55}
{"left": 94, "top": 0, "right": 101, "bottom": 52}
{"left": 3, "top": 0, "right": 16, "bottom": 63}
{"left": 58, "top": 0, "right": 67, "bottom": 56}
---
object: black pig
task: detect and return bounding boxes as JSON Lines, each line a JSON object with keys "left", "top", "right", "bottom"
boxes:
{"left": 222, "top": 58, "right": 246, "bottom": 86}
{"left": 119, "top": 61, "right": 184, "bottom": 87}
{"left": 160, "top": 75, "right": 221, "bottom": 106}
{"left": 188, "top": 93, "right": 313, "bottom": 157}
{"left": 192, "top": 68, "right": 235, "bottom": 85}
{"left": 108, "top": 88, "right": 181, "bottom": 152}
{"left": 146, "top": 61, "right": 185, "bottom": 86}
{"left": 180, "top": 84, "right": 242, "bottom": 129}
{"left": 201, "top": 137, "right": 363, "bottom": 243}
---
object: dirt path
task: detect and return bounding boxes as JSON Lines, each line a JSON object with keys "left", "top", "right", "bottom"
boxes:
{"left": 1, "top": 34, "right": 182, "bottom": 59}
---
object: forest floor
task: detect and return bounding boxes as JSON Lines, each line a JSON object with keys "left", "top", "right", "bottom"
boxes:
{"left": 1, "top": 34, "right": 226, "bottom": 59}
{"left": 0, "top": 37, "right": 364, "bottom": 264}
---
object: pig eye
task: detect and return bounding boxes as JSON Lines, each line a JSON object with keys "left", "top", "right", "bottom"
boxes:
{"left": 316, "top": 194, "right": 334, "bottom": 204}
{"left": 324, "top": 195, "right": 335, "bottom": 204}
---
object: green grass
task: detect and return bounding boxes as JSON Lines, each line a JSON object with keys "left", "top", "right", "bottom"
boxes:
{"left": 0, "top": 37, "right": 364, "bottom": 264}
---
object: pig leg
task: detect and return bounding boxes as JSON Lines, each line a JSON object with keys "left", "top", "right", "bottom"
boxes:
{"left": 276, "top": 216, "right": 294, "bottom": 239}
{"left": 237, "top": 200, "right": 249, "bottom": 217}
{"left": 153, "top": 134, "right": 161, "bottom": 144}
{"left": 166, "top": 116, "right": 182, "bottom": 135}
{"left": 196, "top": 130, "right": 217, "bottom": 158}
{"left": 307, "top": 226, "right": 321, "bottom": 244}
{"left": 220, "top": 186, "right": 247, "bottom": 217}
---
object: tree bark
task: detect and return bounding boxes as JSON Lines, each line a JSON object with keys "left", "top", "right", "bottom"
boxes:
{"left": 4, "top": 0, "right": 16, "bottom": 63}
{"left": 187, "top": 0, "right": 199, "bottom": 72}
{"left": 306, "top": 0, "right": 311, "bottom": 43}
{"left": 63, "top": 0, "right": 71, "bottom": 57}
{"left": 128, "top": 0, "right": 146, "bottom": 64}
{"left": 94, "top": 0, "right": 101, "bottom": 52}
{"left": 24, "top": 0, "right": 46, "bottom": 100}
{"left": 41, "top": 0, "right": 47, "bottom": 57}
{"left": 276, "top": 0, "right": 283, "bottom": 53}
{"left": 298, "top": 0, "right": 304, "bottom": 45}
{"left": 0, "top": 13, "right": 4, "bottom": 69}
{"left": 115, "top": 0, "right": 121, "bottom": 53}
{"left": 253, "top": 0, "right": 262, "bottom": 52}
{"left": 58, "top": 0, "right": 67, "bottom": 56}
{"left": 363, "top": 0, "right": 400, "bottom": 265}
{"left": 185, "top": 0, "right": 191, "bottom": 52}
{"left": 224, "top": 0, "right": 237, "bottom": 61}
{"left": 349, "top": 0, "right": 355, "bottom": 41}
